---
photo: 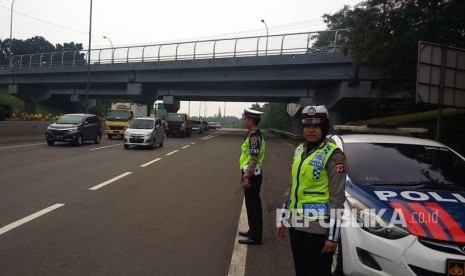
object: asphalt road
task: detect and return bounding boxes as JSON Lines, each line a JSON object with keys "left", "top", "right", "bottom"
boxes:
{"left": 0, "top": 129, "right": 296, "bottom": 276}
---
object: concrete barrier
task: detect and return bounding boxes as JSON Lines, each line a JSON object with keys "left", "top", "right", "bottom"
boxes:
{"left": 0, "top": 121, "right": 52, "bottom": 143}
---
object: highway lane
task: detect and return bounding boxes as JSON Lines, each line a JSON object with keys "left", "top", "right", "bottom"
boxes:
{"left": 0, "top": 130, "right": 295, "bottom": 275}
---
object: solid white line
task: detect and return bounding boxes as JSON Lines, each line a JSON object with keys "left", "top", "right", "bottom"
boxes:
{"left": 89, "top": 172, "right": 132, "bottom": 191}
{"left": 89, "top": 143, "right": 122, "bottom": 151}
{"left": 140, "top": 157, "right": 162, "bottom": 167}
{"left": 182, "top": 145, "right": 190, "bottom": 149}
{"left": 0, "top": 203, "right": 65, "bottom": 236}
{"left": 228, "top": 199, "right": 248, "bottom": 276}
{"left": 166, "top": 150, "right": 179, "bottom": 156}
{"left": 0, "top": 142, "right": 45, "bottom": 150}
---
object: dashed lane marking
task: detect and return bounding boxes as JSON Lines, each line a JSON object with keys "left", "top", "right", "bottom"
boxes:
{"left": 0, "top": 143, "right": 45, "bottom": 150}
{"left": 182, "top": 145, "right": 190, "bottom": 149}
{"left": 140, "top": 158, "right": 162, "bottom": 168}
{"left": 166, "top": 150, "right": 179, "bottom": 156}
{"left": 0, "top": 203, "right": 65, "bottom": 236}
{"left": 89, "top": 172, "right": 133, "bottom": 191}
{"left": 89, "top": 144, "right": 122, "bottom": 151}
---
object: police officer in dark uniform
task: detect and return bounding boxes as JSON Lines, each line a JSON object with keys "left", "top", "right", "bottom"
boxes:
{"left": 238, "top": 108, "right": 266, "bottom": 245}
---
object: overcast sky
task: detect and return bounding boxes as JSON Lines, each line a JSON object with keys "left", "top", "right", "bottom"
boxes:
{"left": 0, "top": 0, "right": 361, "bottom": 118}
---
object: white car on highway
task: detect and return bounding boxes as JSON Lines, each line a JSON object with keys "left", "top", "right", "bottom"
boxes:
{"left": 123, "top": 117, "right": 164, "bottom": 149}
{"left": 330, "top": 134, "right": 465, "bottom": 276}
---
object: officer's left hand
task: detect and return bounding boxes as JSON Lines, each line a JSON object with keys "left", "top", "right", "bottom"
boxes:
{"left": 320, "top": 240, "right": 337, "bottom": 254}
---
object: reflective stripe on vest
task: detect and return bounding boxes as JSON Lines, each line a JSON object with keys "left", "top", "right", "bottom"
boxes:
{"left": 288, "top": 142, "right": 337, "bottom": 219}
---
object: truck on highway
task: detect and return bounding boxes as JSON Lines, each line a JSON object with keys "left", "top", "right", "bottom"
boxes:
{"left": 105, "top": 102, "right": 147, "bottom": 139}
{"left": 165, "top": 113, "right": 193, "bottom": 137}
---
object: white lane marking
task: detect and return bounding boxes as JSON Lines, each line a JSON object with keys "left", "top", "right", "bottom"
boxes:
{"left": 166, "top": 150, "right": 179, "bottom": 156}
{"left": 89, "top": 143, "right": 122, "bottom": 151}
{"left": 190, "top": 142, "right": 196, "bottom": 145}
{"left": 228, "top": 199, "right": 248, "bottom": 276}
{"left": 182, "top": 145, "right": 190, "bottom": 149}
{"left": 201, "top": 131, "right": 220, "bottom": 140}
{"left": 89, "top": 172, "right": 132, "bottom": 191}
{"left": 0, "top": 142, "right": 45, "bottom": 150}
{"left": 0, "top": 203, "right": 65, "bottom": 236}
{"left": 140, "top": 157, "right": 162, "bottom": 168}
{"left": 201, "top": 130, "right": 231, "bottom": 141}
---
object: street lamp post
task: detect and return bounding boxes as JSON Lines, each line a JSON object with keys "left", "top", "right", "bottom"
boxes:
{"left": 85, "top": 0, "right": 93, "bottom": 113}
{"left": 103, "top": 35, "right": 114, "bottom": 63}
{"left": 9, "top": 0, "right": 17, "bottom": 67}
{"left": 261, "top": 19, "right": 269, "bottom": 55}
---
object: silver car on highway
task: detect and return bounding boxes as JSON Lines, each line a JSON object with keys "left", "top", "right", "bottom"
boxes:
{"left": 123, "top": 117, "right": 164, "bottom": 149}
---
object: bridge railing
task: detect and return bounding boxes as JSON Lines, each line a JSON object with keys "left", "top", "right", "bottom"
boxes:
{"left": 3, "top": 29, "right": 347, "bottom": 69}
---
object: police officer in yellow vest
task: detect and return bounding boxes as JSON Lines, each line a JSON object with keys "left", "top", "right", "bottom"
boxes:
{"left": 277, "top": 105, "right": 346, "bottom": 275}
{"left": 238, "top": 108, "right": 266, "bottom": 245}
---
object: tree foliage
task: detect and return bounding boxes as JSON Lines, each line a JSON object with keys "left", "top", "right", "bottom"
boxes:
{"left": 0, "top": 101, "right": 13, "bottom": 121}
{"left": 0, "top": 37, "right": 84, "bottom": 66}
{"left": 260, "top": 103, "right": 292, "bottom": 131}
{"left": 321, "top": 0, "right": 465, "bottom": 92}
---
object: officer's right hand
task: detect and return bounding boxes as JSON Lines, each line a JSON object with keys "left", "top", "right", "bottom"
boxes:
{"left": 241, "top": 177, "right": 251, "bottom": 189}
{"left": 277, "top": 223, "right": 286, "bottom": 239}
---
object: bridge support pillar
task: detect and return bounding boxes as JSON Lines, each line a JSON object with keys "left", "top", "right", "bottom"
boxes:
{"left": 9, "top": 84, "right": 51, "bottom": 113}
{"left": 70, "top": 95, "right": 96, "bottom": 112}
{"left": 162, "top": 96, "right": 180, "bottom": 113}
{"left": 128, "top": 83, "right": 160, "bottom": 116}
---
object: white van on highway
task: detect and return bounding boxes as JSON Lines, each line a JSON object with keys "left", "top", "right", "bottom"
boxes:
{"left": 123, "top": 117, "right": 164, "bottom": 149}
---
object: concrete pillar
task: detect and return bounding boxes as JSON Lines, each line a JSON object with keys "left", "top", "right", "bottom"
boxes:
{"left": 162, "top": 96, "right": 180, "bottom": 113}
{"left": 9, "top": 84, "right": 51, "bottom": 113}
{"left": 24, "top": 100, "right": 37, "bottom": 114}
{"left": 71, "top": 95, "right": 96, "bottom": 112}
{"left": 127, "top": 83, "right": 142, "bottom": 95}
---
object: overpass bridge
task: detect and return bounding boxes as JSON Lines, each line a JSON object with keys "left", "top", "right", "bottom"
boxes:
{"left": 0, "top": 30, "right": 383, "bottom": 125}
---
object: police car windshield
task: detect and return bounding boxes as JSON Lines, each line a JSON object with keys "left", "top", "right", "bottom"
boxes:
{"left": 343, "top": 143, "right": 465, "bottom": 191}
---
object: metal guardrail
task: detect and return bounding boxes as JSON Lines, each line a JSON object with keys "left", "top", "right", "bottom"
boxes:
{"left": 269, "top": 129, "right": 300, "bottom": 140}
{"left": 2, "top": 29, "right": 347, "bottom": 69}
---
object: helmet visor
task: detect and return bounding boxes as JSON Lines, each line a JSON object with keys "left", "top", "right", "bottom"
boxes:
{"left": 302, "top": 118, "right": 325, "bottom": 125}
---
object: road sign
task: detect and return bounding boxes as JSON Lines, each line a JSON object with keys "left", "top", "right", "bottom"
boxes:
{"left": 417, "top": 41, "right": 465, "bottom": 108}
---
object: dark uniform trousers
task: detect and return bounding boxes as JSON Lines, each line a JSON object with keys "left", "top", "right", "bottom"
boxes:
{"left": 243, "top": 172, "right": 263, "bottom": 242}
{"left": 289, "top": 228, "right": 334, "bottom": 276}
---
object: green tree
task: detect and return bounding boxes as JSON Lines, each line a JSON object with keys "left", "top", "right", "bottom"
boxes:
{"left": 55, "top": 42, "right": 83, "bottom": 51}
{"left": 1, "top": 37, "right": 85, "bottom": 66}
{"left": 0, "top": 101, "right": 13, "bottom": 121}
{"left": 321, "top": 0, "right": 465, "bottom": 94}
{"left": 260, "top": 103, "right": 291, "bottom": 131}
{"left": 0, "top": 39, "right": 7, "bottom": 65}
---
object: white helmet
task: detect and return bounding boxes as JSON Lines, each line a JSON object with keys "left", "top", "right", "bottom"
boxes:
{"left": 301, "top": 105, "right": 329, "bottom": 125}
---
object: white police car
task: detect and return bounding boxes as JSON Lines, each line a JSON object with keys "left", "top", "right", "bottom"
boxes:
{"left": 330, "top": 134, "right": 465, "bottom": 276}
